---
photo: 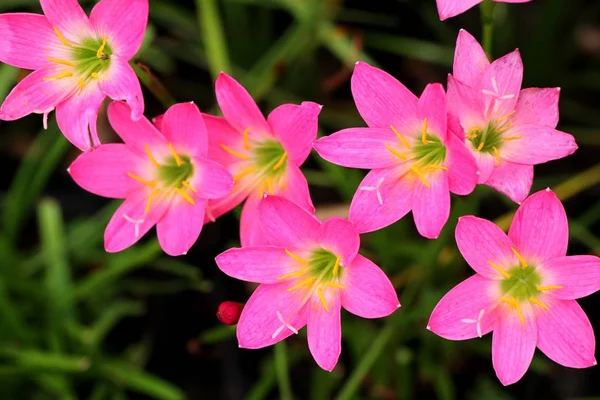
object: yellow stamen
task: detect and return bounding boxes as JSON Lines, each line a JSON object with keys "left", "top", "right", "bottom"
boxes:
{"left": 500, "top": 297, "right": 525, "bottom": 325}
{"left": 496, "top": 124, "right": 511, "bottom": 134}
{"left": 285, "top": 248, "right": 308, "bottom": 266}
{"left": 44, "top": 71, "right": 73, "bottom": 81}
{"left": 145, "top": 188, "right": 161, "bottom": 213}
{"left": 168, "top": 143, "right": 183, "bottom": 166}
{"left": 272, "top": 152, "right": 288, "bottom": 171}
{"left": 127, "top": 172, "right": 157, "bottom": 187}
{"left": 96, "top": 36, "right": 108, "bottom": 59}
{"left": 266, "top": 178, "right": 274, "bottom": 194}
{"left": 488, "top": 260, "right": 511, "bottom": 279}
{"left": 390, "top": 125, "right": 411, "bottom": 148}
{"left": 47, "top": 57, "right": 76, "bottom": 67}
{"left": 144, "top": 144, "right": 161, "bottom": 168}
{"left": 504, "top": 135, "right": 523, "bottom": 141}
{"left": 53, "top": 27, "right": 72, "bottom": 47}
{"left": 277, "top": 270, "right": 305, "bottom": 280}
{"left": 529, "top": 297, "right": 550, "bottom": 310}
{"left": 476, "top": 142, "right": 484, "bottom": 152}
{"left": 91, "top": 72, "right": 100, "bottom": 79}
{"left": 495, "top": 111, "right": 515, "bottom": 124}
{"left": 317, "top": 288, "right": 329, "bottom": 312}
{"left": 174, "top": 188, "right": 196, "bottom": 205}
{"left": 421, "top": 118, "right": 429, "bottom": 145}
{"left": 410, "top": 165, "right": 430, "bottom": 188}
{"left": 288, "top": 277, "right": 315, "bottom": 292}
{"left": 220, "top": 144, "right": 250, "bottom": 160}
{"left": 385, "top": 143, "right": 408, "bottom": 160}
{"left": 465, "top": 127, "right": 480, "bottom": 139}
{"left": 537, "top": 285, "right": 563, "bottom": 292}
{"left": 233, "top": 166, "right": 257, "bottom": 181}
{"left": 511, "top": 246, "right": 528, "bottom": 269}
{"left": 493, "top": 146, "right": 501, "bottom": 167}
{"left": 181, "top": 180, "right": 197, "bottom": 193}
{"left": 332, "top": 255, "right": 342, "bottom": 277}
{"left": 78, "top": 78, "right": 85, "bottom": 92}
{"left": 326, "top": 282, "right": 346, "bottom": 289}
{"left": 425, "top": 164, "right": 449, "bottom": 171}
{"left": 242, "top": 128, "right": 251, "bottom": 150}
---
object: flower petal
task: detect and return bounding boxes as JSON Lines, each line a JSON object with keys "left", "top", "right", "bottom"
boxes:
{"left": 501, "top": 125, "right": 577, "bottom": 165}
{"left": 100, "top": 58, "right": 144, "bottom": 120}
{"left": 508, "top": 189, "right": 568, "bottom": 262}
{"left": 156, "top": 198, "right": 206, "bottom": 256}
{"left": 512, "top": 88, "right": 560, "bottom": 128}
{"left": 436, "top": 0, "right": 482, "bottom": 20}
{"left": 318, "top": 218, "right": 360, "bottom": 265}
{"left": 313, "top": 128, "right": 399, "bottom": 169}
{"left": 90, "top": 0, "right": 149, "bottom": 59}
{"left": 107, "top": 101, "right": 167, "bottom": 155}
{"left": 453, "top": 29, "right": 489, "bottom": 88}
{"left": 428, "top": 275, "right": 498, "bottom": 340}
{"left": 205, "top": 181, "right": 253, "bottom": 223}
{"left": 540, "top": 256, "right": 600, "bottom": 300}
{"left": 418, "top": 83, "right": 447, "bottom": 141}
{"left": 216, "top": 246, "right": 297, "bottom": 284}
{"left": 455, "top": 216, "right": 519, "bottom": 279}
{"left": 351, "top": 62, "right": 418, "bottom": 132}
{"left": 473, "top": 151, "right": 496, "bottom": 183}
{"left": 68, "top": 143, "right": 137, "bottom": 198}
{"left": 349, "top": 166, "right": 413, "bottom": 234}
{"left": 341, "top": 254, "right": 399, "bottom": 319}
{"left": 307, "top": 294, "right": 342, "bottom": 371}
{"left": 192, "top": 157, "right": 233, "bottom": 200}
{"left": 412, "top": 171, "right": 450, "bottom": 239}
{"left": 485, "top": 161, "right": 533, "bottom": 204}
{"left": 446, "top": 133, "right": 478, "bottom": 195}
{"left": 40, "top": 0, "right": 93, "bottom": 42}
{"left": 237, "top": 282, "right": 308, "bottom": 349}
{"left": 481, "top": 50, "right": 523, "bottom": 118}
{"left": 240, "top": 196, "right": 264, "bottom": 247}
{"left": 447, "top": 74, "right": 486, "bottom": 130}
{"left": 268, "top": 101, "right": 321, "bottom": 166}
{"left": 161, "top": 102, "right": 208, "bottom": 157}
{"left": 204, "top": 113, "right": 242, "bottom": 167}
{"left": 535, "top": 297, "right": 596, "bottom": 368}
{"left": 277, "top": 164, "right": 315, "bottom": 215}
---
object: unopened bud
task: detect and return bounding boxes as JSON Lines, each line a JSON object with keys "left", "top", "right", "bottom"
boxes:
{"left": 217, "top": 301, "right": 243, "bottom": 325}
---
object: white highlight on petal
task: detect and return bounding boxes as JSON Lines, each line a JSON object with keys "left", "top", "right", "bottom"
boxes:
{"left": 359, "top": 176, "right": 385, "bottom": 205}
{"left": 482, "top": 76, "right": 514, "bottom": 102}
{"left": 272, "top": 310, "right": 298, "bottom": 339}
{"left": 123, "top": 214, "right": 144, "bottom": 238}
{"left": 491, "top": 77, "right": 499, "bottom": 93}
{"left": 43, "top": 112, "right": 49, "bottom": 130}
{"left": 461, "top": 308, "right": 485, "bottom": 338}
{"left": 205, "top": 207, "right": 216, "bottom": 223}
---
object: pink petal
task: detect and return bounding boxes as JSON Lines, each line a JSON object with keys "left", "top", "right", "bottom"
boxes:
{"left": 152, "top": 114, "right": 164, "bottom": 131}
{"left": 0, "top": 13, "right": 64, "bottom": 70}
{"left": 481, "top": 50, "right": 523, "bottom": 118}
{"left": 501, "top": 125, "right": 577, "bottom": 165}
{"left": 428, "top": 275, "right": 498, "bottom": 340}
{"left": 107, "top": 101, "right": 167, "bottom": 155}
{"left": 277, "top": 164, "right": 315, "bottom": 215}
{"left": 455, "top": 216, "right": 519, "bottom": 279}
{"left": 307, "top": 294, "right": 342, "bottom": 371}
{"left": 215, "top": 72, "right": 270, "bottom": 135}
{"left": 68, "top": 143, "right": 137, "bottom": 198}
{"left": 268, "top": 101, "right": 321, "bottom": 166}
{"left": 446, "top": 74, "right": 486, "bottom": 130}
{"left": 446, "top": 133, "right": 478, "bottom": 196}
{"left": 39, "top": 0, "right": 93, "bottom": 42}
{"left": 540, "top": 256, "right": 600, "bottom": 300}
{"left": 216, "top": 246, "right": 297, "bottom": 284}
{"left": 205, "top": 182, "right": 253, "bottom": 223}
{"left": 535, "top": 297, "right": 596, "bottom": 368}
{"left": 341, "top": 254, "right": 399, "bottom": 319}
{"left": 90, "top": 0, "right": 149, "bottom": 59}
{"left": 412, "top": 171, "right": 450, "bottom": 239}
{"left": 204, "top": 113, "right": 242, "bottom": 168}
{"left": 313, "top": 128, "right": 399, "bottom": 169}
{"left": 453, "top": 29, "right": 489, "bottom": 88}
{"left": 508, "top": 189, "right": 568, "bottom": 262}
{"left": 240, "top": 196, "right": 264, "bottom": 247}
{"left": 257, "top": 196, "right": 321, "bottom": 248}
{"left": 351, "top": 62, "right": 419, "bottom": 132}
{"left": 436, "top": 0, "right": 482, "bottom": 20}
{"left": 237, "top": 282, "right": 308, "bottom": 349}
{"left": 156, "top": 198, "right": 206, "bottom": 256}
{"left": 349, "top": 166, "right": 413, "bottom": 234}
{"left": 492, "top": 302, "right": 537, "bottom": 386}
{"left": 161, "top": 102, "right": 208, "bottom": 157}
{"left": 418, "top": 83, "right": 447, "bottom": 142}
{"left": 318, "top": 218, "right": 360, "bottom": 265}
{"left": 192, "top": 157, "right": 233, "bottom": 200}
{"left": 512, "top": 88, "right": 560, "bottom": 128}
{"left": 55, "top": 84, "right": 105, "bottom": 150}
{"left": 473, "top": 151, "right": 496, "bottom": 183}
{"left": 100, "top": 58, "right": 144, "bottom": 120}
{"left": 485, "top": 161, "right": 533, "bottom": 204}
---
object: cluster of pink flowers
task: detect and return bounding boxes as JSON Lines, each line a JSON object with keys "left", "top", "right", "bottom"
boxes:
{"left": 1, "top": 0, "right": 598, "bottom": 386}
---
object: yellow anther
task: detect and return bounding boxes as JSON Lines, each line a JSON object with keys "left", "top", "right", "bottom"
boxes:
{"left": 47, "top": 57, "right": 76, "bottom": 67}
{"left": 174, "top": 187, "right": 196, "bottom": 205}
{"left": 78, "top": 78, "right": 85, "bottom": 92}
{"left": 500, "top": 297, "right": 525, "bottom": 325}
{"left": 326, "top": 282, "right": 346, "bottom": 289}
{"left": 272, "top": 152, "right": 288, "bottom": 171}
{"left": 233, "top": 166, "right": 257, "bottom": 181}
{"left": 44, "top": 71, "right": 73, "bottom": 81}
{"left": 168, "top": 143, "right": 183, "bottom": 166}
{"left": 242, "top": 128, "right": 251, "bottom": 150}
{"left": 496, "top": 124, "right": 511, "bottom": 134}
{"left": 287, "top": 277, "right": 315, "bottom": 292}
{"left": 511, "top": 246, "right": 528, "bottom": 269}
{"left": 529, "top": 297, "right": 550, "bottom": 310}
{"left": 127, "top": 172, "right": 157, "bottom": 187}
{"left": 53, "top": 27, "right": 72, "bottom": 47}
{"left": 410, "top": 165, "right": 430, "bottom": 188}
{"left": 421, "top": 118, "right": 429, "bottom": 145}
{"left": 91, "top": 72, "right": 100, "bottom": 79}
{"left": 488, "top": 260, "right": 511, "bottom": 279}
{"left": 318, "top": 288, "right": 329, "bottom": 312}
{"left": 332, "top": 255, "right": 342, "bottom": 277}
{"left": 537, "top": 285, "right": 563, "bottom": 292}
{"left": 425, "top": 164, "right": 449, "bottom": 172}
{"left": 476, "top": 142, "right": 484, "bottom": 151}
{"left": 277, "top": 270, "right": 306, "bottom": 280}
{"left": 285, "top": 248, "right": 308, "bottom": 266}
{"left": 504, "top": 135, "right": 523, "bottom": 141}
{"left": 266, "top": 178, "right": 274, "bottom": 194}
{"left": 144, "top": 144, "right": 161, "bottom": 168}
{"left": 145, "top": 188, "right": 161, "bottom": 214}
{"left": 495, "top": 110, "right": 515, "bottom": 124}
{"left": 181, "top": 180, "right": 197, "bottom": 193}
{"left": 385, "top": 143, "right": 408, "bottom": 160}
{"left": 493, "top": 146, "right": 501, "bottom": 168}
{"left": 465, "top": 127, "right": 480, "bottom": 139}
{"left": 96, "top": 36, "right": 108, "bottom": 59}
{"left": 220, "top": 144, "right": 250, "bottom": 160}
{"left": 390, "top": 125, "right": 411, "bottom": 148}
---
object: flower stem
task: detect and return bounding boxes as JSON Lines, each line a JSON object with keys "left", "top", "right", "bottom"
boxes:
{"left": 274, "top": 342, "right": 293, "bottom": 400}
{"left": 479, "top": 0, "right": 496, "bottom": 57}
{"left": 130, "top": 62, "right": 176, "bottom": 109}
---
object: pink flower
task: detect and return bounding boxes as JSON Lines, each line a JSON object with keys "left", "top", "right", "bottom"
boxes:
{"left": 0, "top": 0, "right": 148, "bottom": 150}
{"left": 313, "top": 62, "right": 478, "bottom": 239}
{"left": 448, "top": 30, "right": 577, "bottom": 203}
{"left": 68, "top": 101, "right": 233, "bottom": 256}
{"left": 437, "top": 0, "right": 532, "bottom": 20}
{"left": 428, "top": 189, "right": 600, "bottom": 385}
{"left": 215, "top": 196, "right": 400, "bottom": 371}
{"left": 203, "top": 72, "right": 321, "bottom": 246}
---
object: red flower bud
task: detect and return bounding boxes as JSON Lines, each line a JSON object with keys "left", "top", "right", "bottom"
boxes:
{"left": 216, "top": 301, "right": 243, "bottom": 325}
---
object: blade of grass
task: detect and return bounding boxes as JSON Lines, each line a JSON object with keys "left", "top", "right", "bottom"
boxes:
{"left": 363, "top": 33, "right": 453, "bottom": 66}
{"left": 274, "top": 341, "right": 293, "bottom": 400}
{"left": 0, "top": 349, "right": 90, "bottom": 373}
{"left": 196, "top": 0, "right": 232, "bottom": 79}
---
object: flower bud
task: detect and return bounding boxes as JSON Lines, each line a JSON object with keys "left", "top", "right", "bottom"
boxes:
{"left": 216, "top": 301, "right": 243, "bottom": 325}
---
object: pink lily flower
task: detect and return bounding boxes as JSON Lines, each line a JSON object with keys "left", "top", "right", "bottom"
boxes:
{"left": 68, "top": 101, "right": 233, "bottom": 256}
{"left": 313, "top": 62, "right": 478, "bottom": 239}
{"left": 428, "top": 189, "right": 600, "bottom": 385}
{"left": 448, "top": 30, "right": 577, "bottom": 203}
{"left": 203, "top": 72, "right": 321, "bottom": 246}
{"left": 0, "top": 0, "right": 148, "bottom": 150}
{"left": 437, "top": 0, "right": 532, "bottom": 21}
{"left": 215, "top": 196, "right": 400, "bottom": 371}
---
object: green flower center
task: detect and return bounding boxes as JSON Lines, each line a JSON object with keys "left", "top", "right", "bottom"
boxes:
{"left": 467, "top": 123, "right": 504, "bottom": 154}
{"left": 500, "top": 265, "right": 542, "bottom": 301}
{"left": 253, "top": 139, "right": 288, "bottom": 179}
{"left": 412, "top": 134, "right": 447, "bottom": 166}
{"left": 307, "top": 248, "right": 342, "bottom": 281}
{"left": 158, "top": 154, "right": 194, "bottom": 189}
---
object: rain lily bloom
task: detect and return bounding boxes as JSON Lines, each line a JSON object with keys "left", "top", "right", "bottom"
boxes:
{"left": 0, "top": 0, "right": 148, "bottom": 150}
{"left": 69, "top": 101, "right": 233, "bottom": 256}
{"left": 215, "top": 196, "right": 400, "bottom": 371}
{"left": 447, "top": 30, "right": 577, "bottom": 203}
{"left": 437, "top": 0, "right": 532, "bottom": 21}
{"left": 428, "top": 189, "right": 600, "bottom": 385}
{"left": 314, "top": 62, "right": 478, "bottom": 239}
{"left": 203, "top": 72, "right": 321, "bottom": 246}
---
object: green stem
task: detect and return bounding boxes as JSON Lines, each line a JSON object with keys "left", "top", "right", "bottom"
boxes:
{"left": 274, "top": 342, "right": 293, "bottom": 400}
{"left": 195, "top": 0, "right": 232, "bottom": 79}
{"left": 479, "top": 0, "right": 496, "bottom": 57}
{"left": 130, "top": 62, "right": 176, "bottom": 109}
